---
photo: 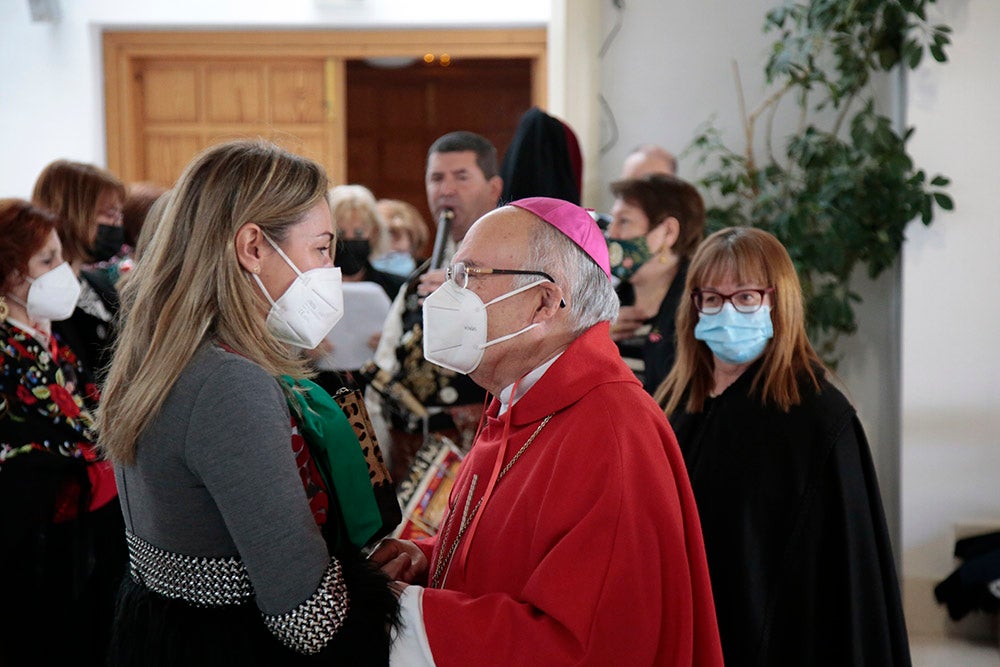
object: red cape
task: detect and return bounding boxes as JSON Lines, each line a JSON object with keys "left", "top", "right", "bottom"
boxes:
{"left": 416, "top": 323, "right": 722, "bottom": 666}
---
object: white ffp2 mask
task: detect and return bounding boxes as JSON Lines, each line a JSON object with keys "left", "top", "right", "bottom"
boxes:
{"left": 23, "top": 262, "right": 81, "bottom": 322}
{"left": 252, "top": 235, "right": 344, "bottom": 349}
{"left": 422, "top": 279, "right": 545, "bottom": 375}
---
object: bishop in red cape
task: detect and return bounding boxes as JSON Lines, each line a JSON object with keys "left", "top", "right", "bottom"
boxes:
{"left": 371, "top": 197, "right": 723, "bottom": 666}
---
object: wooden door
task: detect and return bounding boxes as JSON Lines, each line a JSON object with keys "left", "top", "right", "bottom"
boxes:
{"left": 346, "top": 57, "right": 533, "bottom": 251}
{"left": 126, "top": 57, "right": 335, "bottom": 188}
{"left": 104, "top": 29, "right": 546, "bottom": 192}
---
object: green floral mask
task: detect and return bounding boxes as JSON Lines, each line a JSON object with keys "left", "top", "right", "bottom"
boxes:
{"left": 607, "top": 236, "right": 654, "bottom": 281}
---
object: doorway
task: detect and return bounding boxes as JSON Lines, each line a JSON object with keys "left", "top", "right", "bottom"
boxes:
{"left": 346, "top": 56, "right": 533, "bottom": 254}
{"left": 103, "top": 29, "right": 546, "bottom": 195}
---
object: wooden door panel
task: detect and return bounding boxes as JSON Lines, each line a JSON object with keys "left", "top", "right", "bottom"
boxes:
{"left": 270, "top": 65, "right": 325, "bottom": 123}
{"left": 141, "top": 65, "right": 199, "bottom": 122}
{"left": 380, "top": 139, "right": 427, "bottom": 183}
{"left": 129, "top": 58, "right": 331, "bottom": 188}
{"left": 347, "top": 135, "right": 379, "bottom": 185}
{"left": 378, "top": 86, "right": 427, "bottom": 131}
{"left": 206, "top": 65, "right": 264, "bottom": 123}
{"left": 143, "top": 134, "right": 202, "bottom": 186}
{"left": 274, "top": 131, "right": 329, "bottom": 169}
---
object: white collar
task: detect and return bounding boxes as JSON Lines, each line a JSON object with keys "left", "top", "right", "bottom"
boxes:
{"left": 497, "top": 352, "right": 563, "bottom": 416}
{"left": 5, "top": 315, "right": 52, "bottom": 348}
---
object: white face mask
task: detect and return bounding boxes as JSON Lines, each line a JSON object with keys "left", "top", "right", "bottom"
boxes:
{"left": 422, "top": 279, "right": 545, "bottom": 375}
{"left": 18, "top": 262, "right": 81, "bottom": 322}
{"left": 252, "top": 235, "right": 344, "bottom": 349}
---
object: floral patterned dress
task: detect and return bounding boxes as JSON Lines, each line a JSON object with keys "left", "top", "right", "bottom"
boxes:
{"left": 0, "top": 318, "right": 125, "bottom": 665}
{"left": 2, "top": 320, "right": 98, "bottom": 448}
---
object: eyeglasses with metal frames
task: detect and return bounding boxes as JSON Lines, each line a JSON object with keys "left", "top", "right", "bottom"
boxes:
{"left": 446, "top": 262, "right": 555, "bottom": 290}
{"left": 691, "top": 287, "right": 775, "bottom": 314}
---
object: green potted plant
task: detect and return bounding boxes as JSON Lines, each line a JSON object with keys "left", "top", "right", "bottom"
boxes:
{"left": 689, "top": 0, "right": 953, "bottom": 361}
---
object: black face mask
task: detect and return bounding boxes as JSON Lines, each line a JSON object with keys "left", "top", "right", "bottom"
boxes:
{"left": 90, "top": 224, "right": 126, "bottom": 262}
{"left": 334, "top": 238, "right": 370, "bottom": 276}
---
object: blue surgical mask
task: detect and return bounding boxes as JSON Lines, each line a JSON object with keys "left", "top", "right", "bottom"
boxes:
{"left": 371, "top": 250, "right": 417, "bottom": 277}
{"left": 694, "top": 303, "right": 773, "bottom": 365}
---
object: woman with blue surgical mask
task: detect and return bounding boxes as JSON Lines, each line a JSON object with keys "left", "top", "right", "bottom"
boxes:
{"left": 655, "top": 227, "right": 910, "bottom": 666}
{"left": 374, "top": 199, "right": 428, "bottom": 279}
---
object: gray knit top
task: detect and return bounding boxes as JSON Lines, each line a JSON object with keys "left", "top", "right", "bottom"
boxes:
{"left": 115, "top": 344, "right": 330, "bottom": 617}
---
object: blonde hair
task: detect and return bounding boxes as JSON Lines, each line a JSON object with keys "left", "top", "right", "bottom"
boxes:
{"left": 377, "top": 198, "right": 429, "bottom": 254}
{"left": 655, "top": 226, "right": 824, "bottom": 416}
{"left": 98, "top": 139, "right": 329, "bottom": 464}
{"left": 329, "top": 184, "right": 387, "bottom": 256}
{"left": 31, "top": 160, "right": 125, "bottom": 265}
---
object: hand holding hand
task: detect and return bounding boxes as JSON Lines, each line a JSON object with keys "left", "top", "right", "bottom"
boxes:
{"left": 368, "top": 538, "right": 428, "bottom": 584}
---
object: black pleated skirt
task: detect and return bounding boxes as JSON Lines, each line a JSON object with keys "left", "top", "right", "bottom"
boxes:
{"left": 108, "top": 549, "right": 398, "bottom": 667}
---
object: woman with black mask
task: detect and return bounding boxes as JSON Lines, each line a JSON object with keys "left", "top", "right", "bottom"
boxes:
{"left": 32, "top": 160, "right": 126, "bottom": 381}
{"left": 331, "top": 184, "right": 405, "bottom": 299}
{"left": 310, "top": 185, "right": 403, "bottom": 398}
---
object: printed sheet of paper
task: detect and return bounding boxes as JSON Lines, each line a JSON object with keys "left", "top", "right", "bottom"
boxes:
{"left": 316, "top": 281, "right": 392, "bottom": 371}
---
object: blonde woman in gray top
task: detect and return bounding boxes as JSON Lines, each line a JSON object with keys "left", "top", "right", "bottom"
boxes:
{"left": 98, "top": 139, "right": 399, "bottom": 665}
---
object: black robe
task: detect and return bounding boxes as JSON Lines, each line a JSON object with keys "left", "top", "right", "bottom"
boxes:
{"left": 670, "top": 364, "right": 911, "bottom": 666}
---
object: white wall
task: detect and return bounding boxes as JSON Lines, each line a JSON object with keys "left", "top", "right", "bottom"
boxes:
{"left": 594, "top": 0, "right": 904, "bottom": 530}
{"left": 902, "top": 0, "right": 1000, "bottom": 636}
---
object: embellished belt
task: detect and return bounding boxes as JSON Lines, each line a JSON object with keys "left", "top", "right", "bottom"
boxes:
{"left": 125, "top": 530, "right": 350, "bottom": 655}
{"left": 126, "top": 530, "right": 254, "bottom": 607}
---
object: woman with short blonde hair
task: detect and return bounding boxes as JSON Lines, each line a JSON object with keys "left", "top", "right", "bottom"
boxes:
{"left": 328, "top": 184, "right": 404, "bottom": 299}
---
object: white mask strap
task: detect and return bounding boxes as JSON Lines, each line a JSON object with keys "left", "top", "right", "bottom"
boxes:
{"left": 252, "top": 232, "right": 303, "bottom": 307}
{"left": 6, "top": 293, "right": 27, "bottom": 308}
{"left": 251, "top": 273, "right": 278, "bottom": 308}
{"left": 263, "top": 233, "right": 305, "bottom": 278}
{"left": 479, "top": 323, "right": 540, "bottom": 350}
{"left": 483, "top": 279, "right": 548, "bottom": 307}
{"left": 476, "top": 279, "right": 548, "bottom": 350}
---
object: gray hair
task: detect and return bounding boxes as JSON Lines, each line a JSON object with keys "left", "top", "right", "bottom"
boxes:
{"left": 329, "top": 183, "right": 388, "bottom": 256}
{"left": 512, "top": 216, "right": 619, "bottom": 335}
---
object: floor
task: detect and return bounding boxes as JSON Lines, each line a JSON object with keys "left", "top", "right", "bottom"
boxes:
{"left": 911, "top": 636, "right": 999, "bottom": 666}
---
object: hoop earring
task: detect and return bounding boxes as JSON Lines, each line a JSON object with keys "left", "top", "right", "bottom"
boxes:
{"left": 0, "top": 296, "right": 8, "bottom": 321}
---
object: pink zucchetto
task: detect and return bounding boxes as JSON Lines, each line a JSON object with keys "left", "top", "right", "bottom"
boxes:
{"left": 508, "top": 197, "right": 611, "bottom": 279}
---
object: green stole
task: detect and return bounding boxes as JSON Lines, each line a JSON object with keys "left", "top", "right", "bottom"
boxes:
{"left": 281, "top": 376, "right": 382, "bottom": 549}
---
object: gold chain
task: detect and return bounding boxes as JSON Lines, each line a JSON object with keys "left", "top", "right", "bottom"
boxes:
{"left": 430, "top": 413, "right": 554, "bottom": 589}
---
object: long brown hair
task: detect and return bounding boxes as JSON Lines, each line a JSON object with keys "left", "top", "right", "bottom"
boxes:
{"left": 31, "top": 160, "right": 125, "bottom": 265}
{"left": 655, "top": 226, "right": 824, "bottom": 416}
{"left": 98, "top": 139, "right": 329, "bottom": 464}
